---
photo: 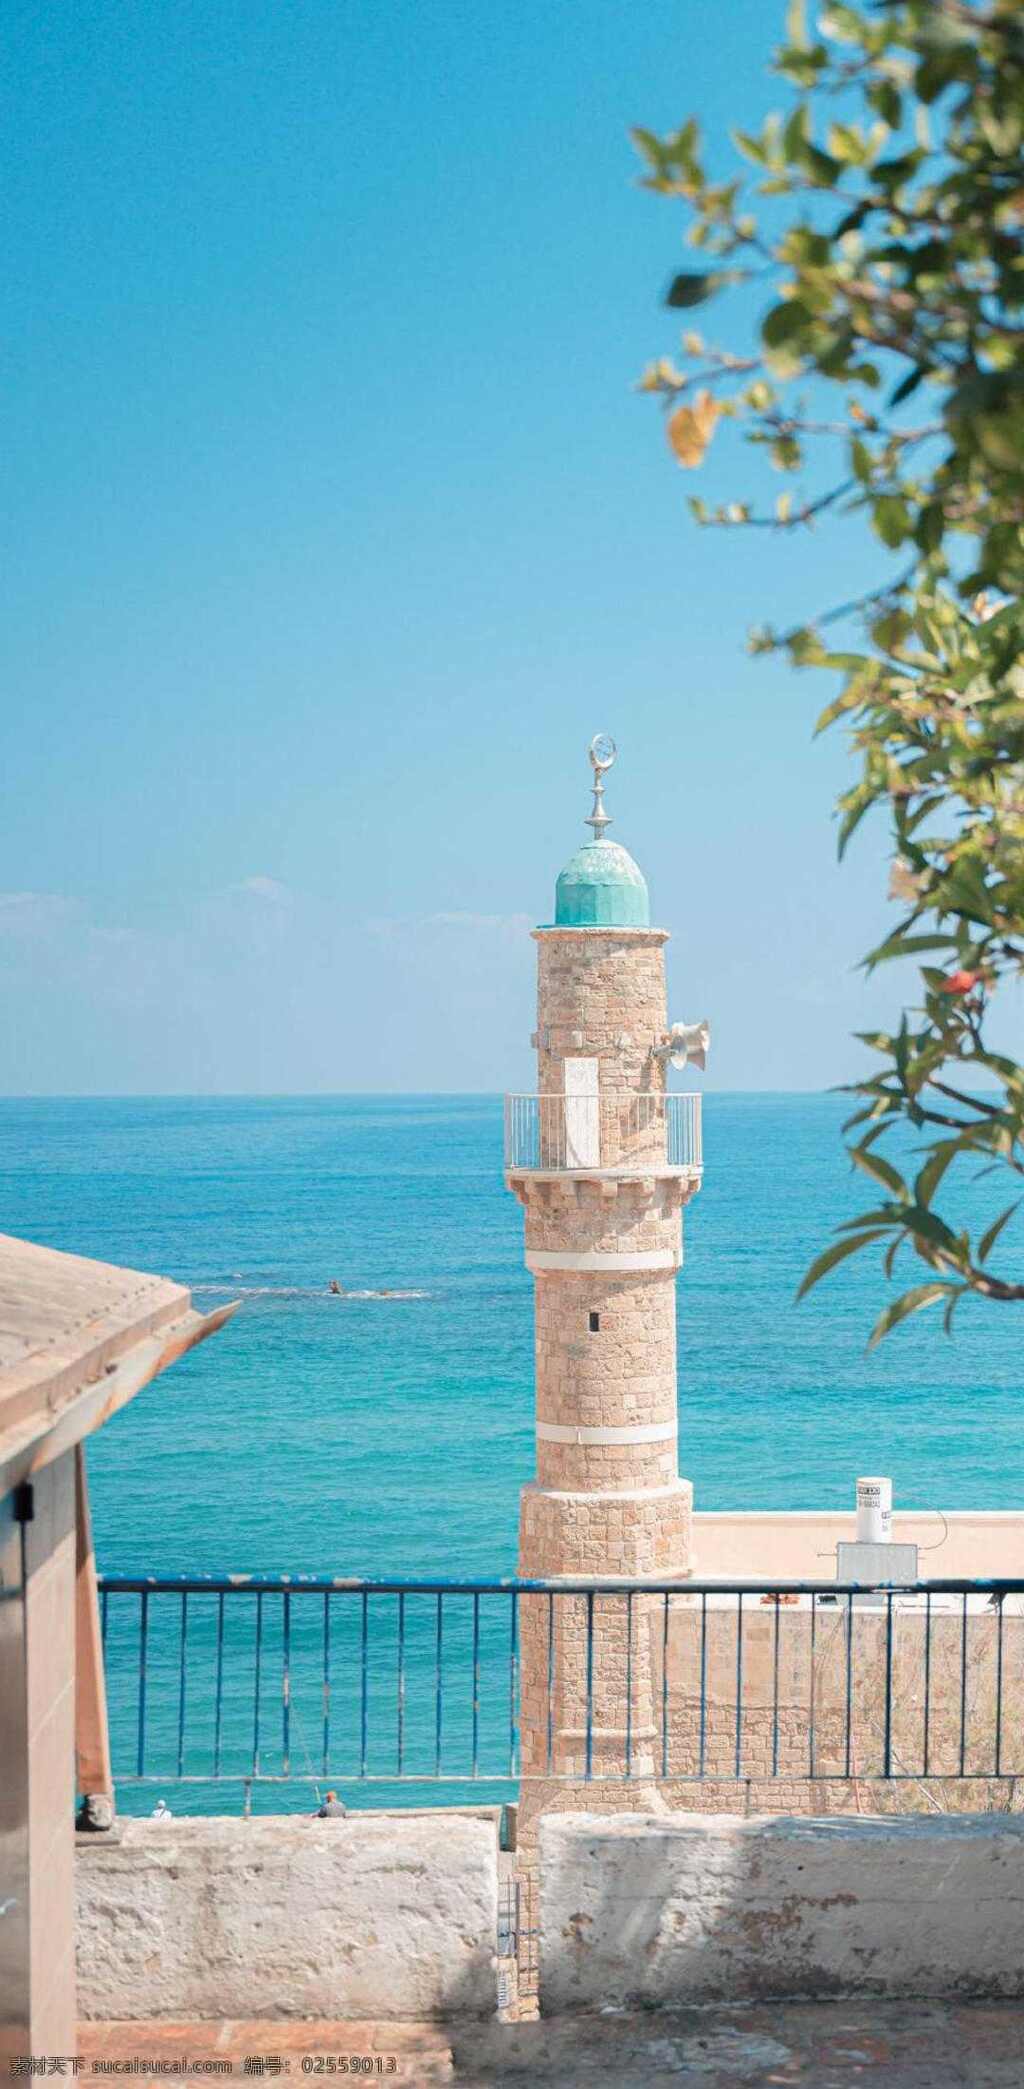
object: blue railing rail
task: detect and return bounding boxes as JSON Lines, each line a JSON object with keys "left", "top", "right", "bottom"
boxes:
{"left": 96, "top": 1573, "right": 1024, "bottom": 1796}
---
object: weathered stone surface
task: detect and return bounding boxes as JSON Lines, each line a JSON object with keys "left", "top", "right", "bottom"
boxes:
{"left": 451, "top": 1998, "right": 1024, "bottom": 2085}
{"left": 540, "top": 1811, "right": 1024, "bottom": 2010}
{"left": 77, "top": 2000, "right": 1024, "bottom": 2087}
{"left": 77, "top": 1812, "right": 498, "bottom": 2021}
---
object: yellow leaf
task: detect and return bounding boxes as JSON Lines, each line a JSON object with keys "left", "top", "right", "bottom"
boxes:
{"left": 666, "top": 388, "right": 721, "bottom": 468}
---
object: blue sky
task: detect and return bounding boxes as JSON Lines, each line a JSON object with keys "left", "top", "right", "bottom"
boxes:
{"left": 3, "top": 0, "right": 928, "bottom": 1093}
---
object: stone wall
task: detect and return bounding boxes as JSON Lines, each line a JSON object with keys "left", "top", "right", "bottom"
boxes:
{"left": 532, "top": 1269, "right": 679, "bottom": 1492}
{"left": 514, "top": 1591, "right": 1024, "bottom": 2008}
{"left": 534, "top": 928, "right": 668, "bottom": 1102}
{"left": 77, "top": 1812, "right": 498, "bottom": 2021}
{"left": 660, "top": 1592, "right": 1024, "bottom": 1803}
{"left": 518, "top": 1484, "right": 693, "bottom": 1581}
{"left": 540, "top": 1811, "right": 1024, "bottom": 2009}
{"left": 522, "top": 1174, "right": 684, "bottom": 1260}
{"left": 517, "top": 1590, "right": 1024, "bottom": 1801}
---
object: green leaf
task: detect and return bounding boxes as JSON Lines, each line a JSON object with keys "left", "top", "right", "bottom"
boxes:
{"left": 732, "top": 127, "right": 769, "bottom": 165}
{"left": 978, "top": 1201, "right": 1020, "bottom": 1265}
{"left": 874, "top": 151, "right": 920, "bottom": 187}
{"left": 889, "top": 364, "right": 928, "bottom": 408}
{"left": 855, "top": 1118, "right": 894, "bottom": 1154}
{"left": 762, "top": 299, "right": 812, "bottom": 351}
{"left": 771, "top": 434, "right": 803, "bottom": 471}
{"left": 819, "top": 4, "right": 865, "bottom": 41}
{"left": 916, "top": 52, "right": 961, "bottom": 105}
{"left": 914, "top": 502, "right": 944, "bottom": 554}
{"left": 796, "top": 1227, "right": 892, "bottom": 1302}
{"left": 872, "top": 495, "right": 912, "bottom": 549}
{"left": 783, "top": 103, "right": 810, "bottom": 160}
{"left": 827, "top": 121, "right": 866, "bottom": 165}
{"left": 850, "top": 436, "right": 874, "bottom": 484}
{"left": 943, "top": 1288, "right": 967, "bottom": 1336}
{"left": 871, "top": 607, "right": 913, "bottom": 652}
{"left": 915, "top": 1142, "right": 960, "bottom": 1209}
{"left": 940, "top": 858, "right": 996, "bottom": 928}
{"left": 863, "top": 930, "right": 954, "bottom": 969}
{"left": 850, "top": 1146, "right": 908, "bottom": 1197}
{"left": 631, "top": 127, "right": 663, "bottom": 168}
{"left": 804, "top": 143, "right": 841, "bottom": 185}
{"left": 867, "top": 1283, "right": 950, "bottom": 1350}
{"left": 665, "top": 270, "right": 736, "bottom": 309}
{"left": 815, "top": 684, "right": 864, "bottom": 732}
{"left": 835, "top": 201, "right": 869, "bottom": 238}
{"left": 868, "top": 79, "right": 902, "bottom": 130}
{"left": 901, "top": 1204, "right": 963, "bottom": 1260}
{"left": 837, "top": 783, "right": 875, "bottom": 857}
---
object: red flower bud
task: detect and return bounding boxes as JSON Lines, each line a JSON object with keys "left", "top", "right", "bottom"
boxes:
{"left": 940, "top": 969, "right": 983, "bottom": 995}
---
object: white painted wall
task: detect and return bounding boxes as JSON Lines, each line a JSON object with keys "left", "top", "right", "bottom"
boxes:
{"left": 78, "top": 1811, "right": 498, "bottom": 2020}
{"left": 540, "top": 1811, "right": 1024, "bottom": 2010}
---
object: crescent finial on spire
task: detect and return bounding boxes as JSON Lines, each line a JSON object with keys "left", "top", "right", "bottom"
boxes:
{"left": 585, "top": 733, "right": 616, "bottom": 840}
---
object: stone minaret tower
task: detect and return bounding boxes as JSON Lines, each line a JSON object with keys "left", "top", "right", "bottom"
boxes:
{"left": 505, "top": 737, "right": 704, "bottom": 1950}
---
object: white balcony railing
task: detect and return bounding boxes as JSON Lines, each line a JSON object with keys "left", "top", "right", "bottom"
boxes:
{"left": 503, "top": 1092, "right": 702, "bottom": 1174}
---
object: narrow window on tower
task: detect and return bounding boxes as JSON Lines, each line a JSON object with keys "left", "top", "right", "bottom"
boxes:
{"left": 588, "top": 1311, "right": 600, "bottom": 1333}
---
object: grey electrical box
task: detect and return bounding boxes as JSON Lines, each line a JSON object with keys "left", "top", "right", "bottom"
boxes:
{"left": 836, "top": 1541, "right": 919, "bottom": 1584}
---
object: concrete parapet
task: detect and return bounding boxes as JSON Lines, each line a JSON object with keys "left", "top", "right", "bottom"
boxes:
{"left": 540, "top": 1810, "right": 1024, "bottom": 2010}
{"left": 77, "top": 1810, "right": 498, "bottom": 2021}
{"left": 693, "top": 1509, "right": 1024, "bottom": 1580}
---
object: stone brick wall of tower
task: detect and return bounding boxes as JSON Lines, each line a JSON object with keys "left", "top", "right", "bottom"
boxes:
{"left": 522, "top": 1175, "right": 686, "bottom": 1259}
{"left": 534, "top": 1272, "right": 676, "bottom": 1430}
{"left": 519, "top": 1482, "right": 693, "bottom": 1579}
{"left": 533, "top": 1268, "right": 679, "bottom": 1491}
{"left": 536, "top": 1437, "right": 680, "bottom": 1490}
{"left": 534, "top": 929, "right": 668, "bottom": 1095}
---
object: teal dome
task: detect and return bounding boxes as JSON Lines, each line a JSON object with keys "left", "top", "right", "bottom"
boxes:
{"left": 554, "top": 839, "right": 650, "bottom": 928}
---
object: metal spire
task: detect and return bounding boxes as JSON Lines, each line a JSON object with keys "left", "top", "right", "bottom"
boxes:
{"left": 585, "top": 732, "right": 616, "bottom": 840}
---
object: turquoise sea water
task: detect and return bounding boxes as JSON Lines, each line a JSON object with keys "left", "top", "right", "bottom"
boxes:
{"left": 3, "top": 1093, "right": 1022, "bottom": 1810}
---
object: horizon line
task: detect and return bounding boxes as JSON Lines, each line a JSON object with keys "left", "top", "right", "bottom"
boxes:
{"left": 0, "top": 1086, "right": 850, "bottom": 1102}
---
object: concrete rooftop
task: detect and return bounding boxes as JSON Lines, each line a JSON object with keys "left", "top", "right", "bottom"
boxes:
{"left": 79, "top": 2002, "right": 1024, "bottom": 2086}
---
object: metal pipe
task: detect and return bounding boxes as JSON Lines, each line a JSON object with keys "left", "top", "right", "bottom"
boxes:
{"left": 136, "top": 1590, "right": 148, "bottom": 1778}
{"left": 471, "top": 1592, "right": 480, "bottom": 1782}
{"left": 176, "top": 1592, "right": 188, "bottom": 1780}
{"left": 98, "top": 1572, "right": 1024, "bottom": 1597}
{"left": 214, "top": 1592, "right": 225, "bottom": 1779}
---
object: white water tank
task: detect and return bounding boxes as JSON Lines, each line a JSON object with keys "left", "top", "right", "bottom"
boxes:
{"left": 856, "top": 1476, "right": 892, "bottom": 1545}
{"left": 837, "top": 1475, "right": 918, "bottom": 1587}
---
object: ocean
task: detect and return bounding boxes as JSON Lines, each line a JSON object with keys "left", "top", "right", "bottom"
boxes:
{"left": 3, "top": 1092, "right": 1021, "bottom": 1811}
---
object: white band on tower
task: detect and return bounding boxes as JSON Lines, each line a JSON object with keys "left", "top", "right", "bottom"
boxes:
{"left": 526, "top": 1248, "right": 679, "bottom": 1273}
{"left": 536, "top": 1419, "right": 677, "bottom": 1446}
